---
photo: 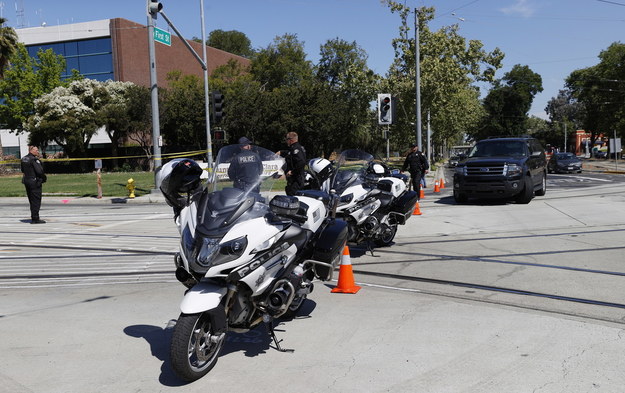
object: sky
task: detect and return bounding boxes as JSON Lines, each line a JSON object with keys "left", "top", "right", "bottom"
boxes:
{"left": 3, "top": 0, "right": 625, "bottom": 119}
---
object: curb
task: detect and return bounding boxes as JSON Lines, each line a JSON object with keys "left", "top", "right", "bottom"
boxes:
{"left": 0, "top": 195, "right": 166, "bottom": 205}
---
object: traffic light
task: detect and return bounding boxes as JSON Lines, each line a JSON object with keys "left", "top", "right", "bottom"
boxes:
{"left": 212, "top": 91, "right": 225, "bottom": 124}
{"left": 213, "top": 129, "right": 225, "bottom": 141}
{"left": 148, "top": 0, "right": 162, "bottom": 18}
{"left": 377, "top": 93, "right": 394, "bottom": 125}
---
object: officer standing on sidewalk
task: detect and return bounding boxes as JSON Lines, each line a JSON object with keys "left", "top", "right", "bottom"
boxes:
{"left": 402, "top": 143, "right": 429, "bottom": 200}
{"left": 278, "top": 132, "right": 306, "bottom": 196}
{"left": 21, "top": 146, "right": 47, "bottom": 224}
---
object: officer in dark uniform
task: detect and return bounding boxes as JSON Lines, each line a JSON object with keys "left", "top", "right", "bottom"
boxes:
{"left": 21, "top": 146, "right": 47, "bottom": 224}
{"left": 402, "top": 143, "right": 429, "bottom": 200}
{"left": 279, "top": 132, "right": 306, "bottom": 196}
{"left": 228, "top": 137, "right": 263, "bottom": 193}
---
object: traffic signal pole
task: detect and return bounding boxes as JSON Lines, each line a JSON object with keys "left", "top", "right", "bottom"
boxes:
{"left": 199, "top": 0, "right": 213, "bottom": 172}
{"left": 147, "top": 0, "right": 162, "bottom": 188}
{"left": 147, "top": 1, "right": 215, "bottom": 174}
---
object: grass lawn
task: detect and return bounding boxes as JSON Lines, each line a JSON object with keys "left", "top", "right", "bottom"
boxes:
{"left": 0, "top": 172, "right": 156, "bottom": 197}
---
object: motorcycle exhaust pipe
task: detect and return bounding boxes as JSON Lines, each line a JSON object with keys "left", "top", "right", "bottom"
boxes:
{"left": 266, "top": 279, "right": 295, "bottom": 317}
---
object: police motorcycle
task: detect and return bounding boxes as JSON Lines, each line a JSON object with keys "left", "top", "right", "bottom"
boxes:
{"left": 158, "top": 144, "right": 348, "bottom": 382}
{"left": 306, "top": 149, "right": 418, "bottom": 250}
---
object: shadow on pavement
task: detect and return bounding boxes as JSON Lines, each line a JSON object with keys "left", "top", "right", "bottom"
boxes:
{"left": 124, "top": 299, "right": 318, "bottom": 385}
{"left": 124, "top": 323, "right": 186, "bottom": 387}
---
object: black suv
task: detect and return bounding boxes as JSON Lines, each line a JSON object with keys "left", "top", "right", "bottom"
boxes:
{"left": 453, "top": 136, "right": 547, "bottom": 204}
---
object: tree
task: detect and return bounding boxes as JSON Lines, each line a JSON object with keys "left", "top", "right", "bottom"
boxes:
{"left": 124, "top": 85, "right": 154, "bottom": 168}
{"left": 99, "top": 81, "right": 152, "bottom": 168}
{"left": 0, "top": 17, "right": 18, "bottom": 79}
{"left": 315, "top": 38, "right": 380, "bottom": 151}
{"left": 545, "top": 89, "right": 585, "bottom": 151}
{"left": 250, "top": 34, "right": 313, "bottom": 91}
{"left": 566, "top": 42, "right": 625, "bottom": 151}
{"left": 0, "top": 44, "right": 70, "bottom": 132}
{"left": 25, "top": 79, "right": 108, "bottom": 161}
{"left": 160, "top": 70, "right": 206, "bottom": 150}
{"left": 382, "top": 2, "right": 504, "bottom": 154}
{"left": 477, "top": 64, "right": 543, "bottom": 140}
{"left": 207, "top": 29, "right": 254, "bottom": 58}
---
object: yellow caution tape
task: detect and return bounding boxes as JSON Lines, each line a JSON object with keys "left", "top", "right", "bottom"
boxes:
{"left": 0, "top": 150, "right": 208, "bottom": 165}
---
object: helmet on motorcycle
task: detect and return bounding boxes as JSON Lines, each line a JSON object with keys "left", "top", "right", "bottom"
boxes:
{"left": 309, "top": 158, "right": 333, "bottom": 183}
{"left": 157, "top": 159, "right": 203, "bottom": 208}
{"left": 370, "top": 163, "right": 385, "bottom": 175}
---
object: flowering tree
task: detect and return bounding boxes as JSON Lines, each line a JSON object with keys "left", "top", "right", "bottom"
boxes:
{"left": 25, "top": 79, "right": 106, "bottom": 159}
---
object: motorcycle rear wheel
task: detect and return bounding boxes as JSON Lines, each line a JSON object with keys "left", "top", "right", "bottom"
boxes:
{"left": 374, "top": 224, "right": 398, "bottom": 247}
{"left": 170, "top": 312, "right": 225, "bottom": 382}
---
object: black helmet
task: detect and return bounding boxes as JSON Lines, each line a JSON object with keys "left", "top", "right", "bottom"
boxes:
{"left": 157, "top": 159, "right": 203, "bottom": 208}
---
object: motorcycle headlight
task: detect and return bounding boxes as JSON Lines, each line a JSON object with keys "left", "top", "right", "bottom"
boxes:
{"left": 219, "top": 236, "right": 248, "bottom": 257}
{"left": 504, "top": 163, "right": 522, "bottom": 176}
{"left": 339, "top": 193, "right": 354, "bottom": 204}
{"left": 195, "top": 236, "right": 249, "bottom": 268}
{"left": 197, "top": 237, "right": 221, "bottom": 267}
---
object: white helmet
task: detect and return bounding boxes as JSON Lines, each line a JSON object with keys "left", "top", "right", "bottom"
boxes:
{"left": 371, "top": 163, "right": 385, "bottom": 175}
{"left": 309, "top": 158, "right": 333, "bottom": 183}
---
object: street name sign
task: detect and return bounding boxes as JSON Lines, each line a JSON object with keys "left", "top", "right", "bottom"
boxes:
{"left": 154, "top": 27, "right": 171, "bottom": 46}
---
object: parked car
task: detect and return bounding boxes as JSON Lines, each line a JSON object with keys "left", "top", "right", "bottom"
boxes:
{"left": 447, "top": 154, "right": 465, "bottom": 168}
{"left": 453, "top": 136, "right": 547, "bottom": 204}
{"left": 547, "top": 152, "right": 582, "bottom": 174}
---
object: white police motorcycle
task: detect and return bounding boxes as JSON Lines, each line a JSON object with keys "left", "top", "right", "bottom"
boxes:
{"left": 306, "top": 149, "right": 417, "bottom": 250}
{"left": 158, "top": 144, "right": 347, "bottom": 382}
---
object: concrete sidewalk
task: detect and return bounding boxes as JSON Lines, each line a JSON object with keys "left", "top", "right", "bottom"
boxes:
{"left": 0, "top": 191, "right": 166, "bottom": 206}
{"left": 581, "top": 157, "right": 625, "bottom": 173}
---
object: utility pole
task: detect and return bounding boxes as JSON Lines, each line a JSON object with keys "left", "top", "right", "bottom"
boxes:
{"left": 414, "top": 8, "right": 422, "bottom": 151}
{"left": 564, "top": 122, "right": 567, "bottom": 152}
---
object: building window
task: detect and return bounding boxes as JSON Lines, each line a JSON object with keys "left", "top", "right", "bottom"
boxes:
{"left": 26, "top": 37, "right": 114, "bottom": 81}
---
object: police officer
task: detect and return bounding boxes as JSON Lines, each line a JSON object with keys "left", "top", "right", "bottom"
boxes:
{"left": 21, "top": 146, "right": 47, "bottom": 224}
{"left": 228, "top": 137, "right": 263, "bottom": 193}
{"left": 402, "top": 143, "right": 429, "bottom": 200}
{"left": 278, "top": 132, "right": 306, "bottom": 196}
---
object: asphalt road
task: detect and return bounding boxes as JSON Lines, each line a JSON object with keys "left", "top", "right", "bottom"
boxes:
{"left": 1, "top": 170, "right": 625, "bottom": 393}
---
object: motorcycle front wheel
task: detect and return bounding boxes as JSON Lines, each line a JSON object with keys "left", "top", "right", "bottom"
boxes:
{"left": 170, "top": 312, "right": 225, "bottom": 382}
{"left": 374, "top": 223, "right": 398, "bottom": 247}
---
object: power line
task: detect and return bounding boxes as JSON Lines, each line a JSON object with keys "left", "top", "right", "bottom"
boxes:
{"left": 597, "top": 0, "right": 625, "bottom": 7}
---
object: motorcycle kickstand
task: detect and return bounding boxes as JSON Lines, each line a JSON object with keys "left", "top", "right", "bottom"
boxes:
{"left": 366, "top": 241, "right": 377, "bottom": 257}
{"left": 265, "top": 318, "right": 294, "bottom": 353}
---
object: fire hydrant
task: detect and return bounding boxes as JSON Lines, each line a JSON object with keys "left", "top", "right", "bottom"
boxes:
{"left": 126, "top": 178, "right": 136, "bottom": 199}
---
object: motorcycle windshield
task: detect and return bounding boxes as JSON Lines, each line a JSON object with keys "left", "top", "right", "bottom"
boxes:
{"left": 196, "top": 144, "right": 285, "bottom": 235}
{"left": 331, "top": 149, "right": 374, "bottom": 195}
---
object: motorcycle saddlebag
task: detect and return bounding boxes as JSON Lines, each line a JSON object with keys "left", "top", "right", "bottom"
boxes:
{"left": 312, "top": 219, "right": 348, "bottom": 280}
{"left": 390, "top": 190, "right": 418, "bottom": 225}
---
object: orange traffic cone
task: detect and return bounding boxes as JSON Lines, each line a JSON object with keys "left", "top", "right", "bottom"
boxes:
{"left": 433, "top": 179, "right": 440, "bottom": 193}
{"left": 412, "top": 201, "right": 422, "bottom": 215}
{"left": 331, "top": 246, "right": 361, "bottom": 294}
{"left": 419, "top": 188, "right": 425, "bottom": 199}
{"left": 440, "top": 177, "right": 445, "bottom": 189}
